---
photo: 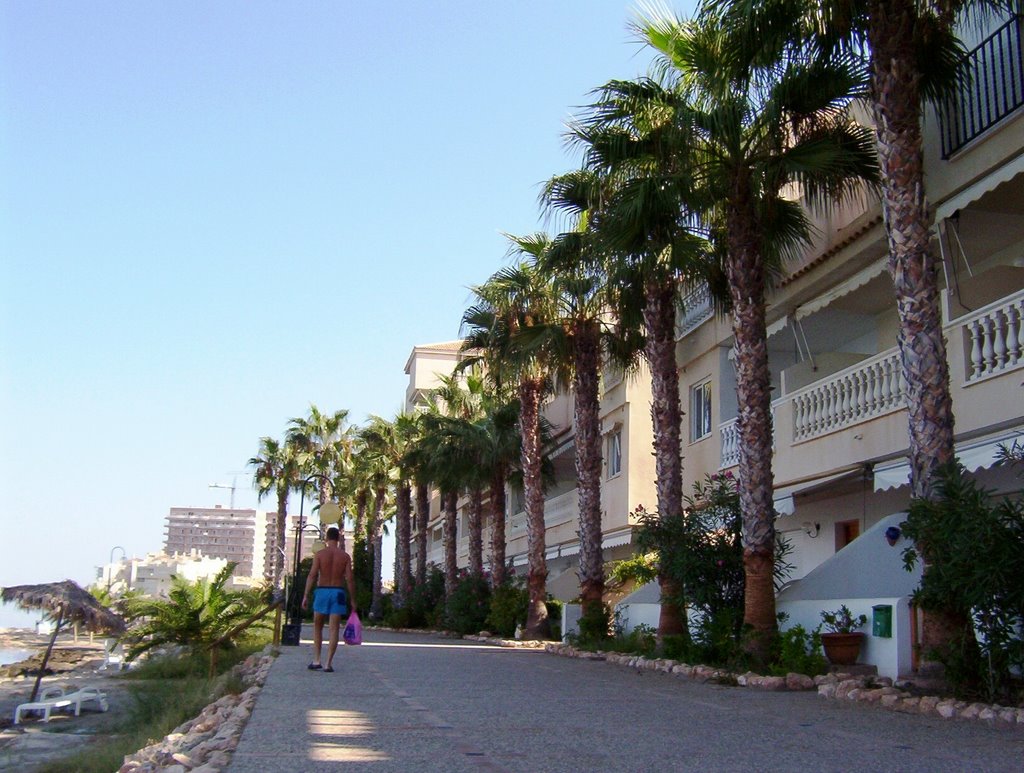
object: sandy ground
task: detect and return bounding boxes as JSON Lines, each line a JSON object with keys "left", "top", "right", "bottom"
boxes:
{"left": 0, "top": 629, "right": 132, "bottom": 771}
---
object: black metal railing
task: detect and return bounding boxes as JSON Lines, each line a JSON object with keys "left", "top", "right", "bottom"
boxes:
{"left": 940, "top": 16, "right": 1024, "bottom": 157}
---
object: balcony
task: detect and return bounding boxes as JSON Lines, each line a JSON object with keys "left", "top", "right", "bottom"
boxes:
{"left": 718, "top": 286, "right": 1024, "bottom": 466}
{"left": 939, "top": 15, "right": 1024, "bottom": 157}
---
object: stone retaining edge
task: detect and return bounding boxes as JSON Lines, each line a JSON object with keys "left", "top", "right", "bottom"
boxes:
{"left": 544, "top": 643, "right": 1024, "bottom": 729}
{"left": 117, "top": 645, "right": 277, "bottom": 773}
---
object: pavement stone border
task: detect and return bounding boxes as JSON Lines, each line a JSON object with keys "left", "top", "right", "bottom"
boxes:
{"left": 544, "top": 643, "right": 1024, "bottom": 729}
{"left": 117, "top": 645, "right": 277, "bottom": 773}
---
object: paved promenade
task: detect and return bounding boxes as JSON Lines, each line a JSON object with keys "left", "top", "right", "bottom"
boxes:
{"left": 228, "top": 628, "right": 1022, "bottom": 772}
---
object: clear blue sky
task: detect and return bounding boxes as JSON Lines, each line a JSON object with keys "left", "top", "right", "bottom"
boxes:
{"left": 0, "top": 1, "right": 689, "bottom": 627}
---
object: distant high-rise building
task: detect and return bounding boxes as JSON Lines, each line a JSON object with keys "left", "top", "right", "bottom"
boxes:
{"left": 164, "top": 506, "right": 265, "bottom": 578}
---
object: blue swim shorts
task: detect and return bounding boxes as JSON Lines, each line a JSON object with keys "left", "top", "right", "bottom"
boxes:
{"left": 313, "top": 586, "right": 349, "bottom": 616}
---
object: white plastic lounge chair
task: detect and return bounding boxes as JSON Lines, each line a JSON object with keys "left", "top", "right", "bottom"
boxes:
{"left": 13, "top": 686, "right": 72, "bottom": 724}
{"left": 100, "top": 639, "right": 125, "bottom": 671}
{"left": 65, "top": 685, "right": 109, "bottom": 715}
{"left": 13, "top": 684, "right": 108, "bottom": 724}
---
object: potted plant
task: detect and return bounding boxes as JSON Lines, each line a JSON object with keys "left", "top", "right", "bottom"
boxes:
{"left": 819, "top": 605, "right": 868, "bottom": 665}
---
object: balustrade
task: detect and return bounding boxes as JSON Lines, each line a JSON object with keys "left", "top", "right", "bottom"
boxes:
{"left": 964, "top": 293, "right": 1024, "bottom": 381}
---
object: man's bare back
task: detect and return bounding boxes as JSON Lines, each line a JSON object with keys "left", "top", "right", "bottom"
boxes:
{"left": 312, "top": 545, "right": 351, "bottom": 587}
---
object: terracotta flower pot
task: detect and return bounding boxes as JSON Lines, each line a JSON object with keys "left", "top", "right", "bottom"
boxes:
{"left": 821, "top": 632, "right": 865, "bottom": 665}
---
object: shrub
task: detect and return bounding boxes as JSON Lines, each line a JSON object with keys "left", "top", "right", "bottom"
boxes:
{"left": 770, "top": 624, "right": 827, "bottom": 677}
{"left": 486, "top": 580, "right": 528, "bottom": 637}
{"left": 122, "top": 564, "right": 269, "bottom": 661}
{"left": 902, "top": 462, "right": 1024, "bottom": 702}
{"left": 390, "top": 566, "right": 445, "bottom": 629}
{"left": 444, "top": 572, "right": 491, "bottom": 635}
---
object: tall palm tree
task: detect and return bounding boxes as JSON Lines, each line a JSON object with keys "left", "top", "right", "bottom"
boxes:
{"left": 462, "top": 255, "right": 561, "bottom": 639}
{"left": 287, "top": 405, "right": 351, "bottom": 508}
{"left": 570, "top": 85, "right": 713, "bottom": 641}
{"left": 632, "top": 6, "right": 877, "bottom": 659}
{"left": 718, "top": 0, "right": 1012, "bottom": 661}
{"left": 524, "top": 198, "right": 615, "bottom": 621}
{"left": 362, "top": 413, "right": 419, "bottom": 608}
{"left": 249, "top": 436, "right": 301, "bottom": 589}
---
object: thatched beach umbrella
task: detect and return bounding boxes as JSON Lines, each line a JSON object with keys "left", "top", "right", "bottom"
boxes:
{"left": 1, "top": 579, "right": 126, "bottom": 701}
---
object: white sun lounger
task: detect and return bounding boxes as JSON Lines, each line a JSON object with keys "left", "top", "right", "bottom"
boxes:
{"left": 13, "top": 685, "right": 109, "bottom": 724}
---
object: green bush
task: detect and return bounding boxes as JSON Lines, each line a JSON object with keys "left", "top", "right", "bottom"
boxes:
{"left": 485, "top": 580, "right": 528, "bottom": 637}
{"left": 444, "top": 572, "right": 491, "bottom": 635}
{"left": 902, "top": 462, "right": 1024, "bottom": 702}
{"left": 770, "top": 624, "right": 827, "bottom": 677}
{"left": 387, "top": 566, "right": 445, "bottom": 629}
{"left": 122, "top": 564, "right": 269, "bottom": 661}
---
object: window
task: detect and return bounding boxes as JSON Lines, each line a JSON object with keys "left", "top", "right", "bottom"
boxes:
{"left": 608, "top": 430, "right": 622, "bottom": 477}
{"left": 835, "top": 519, "right": 860, "bottom": 551}
{"left": 691, "top": 380, "right": 712, "bottom": 442}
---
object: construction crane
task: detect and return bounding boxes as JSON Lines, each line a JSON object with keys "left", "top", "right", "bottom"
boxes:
{"left": 208, "top": 472, "right": 246, "bottom": 509}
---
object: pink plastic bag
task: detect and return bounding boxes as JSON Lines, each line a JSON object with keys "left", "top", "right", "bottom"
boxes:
{"left": 343, "top": 611, "right": 362, "bottom": 645}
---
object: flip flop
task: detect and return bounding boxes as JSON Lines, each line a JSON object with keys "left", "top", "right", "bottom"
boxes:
{"left": 307, "top": 663, "right": 322, "bottom": 670}
{"left": 324, "top": 666, "right": 335, "bottom": 673}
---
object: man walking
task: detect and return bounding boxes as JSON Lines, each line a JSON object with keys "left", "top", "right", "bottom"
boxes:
{"left": 301, "top": 526, "right": 357, "bottom": 672}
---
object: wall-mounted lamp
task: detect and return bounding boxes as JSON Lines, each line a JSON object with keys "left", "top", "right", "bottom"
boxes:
{"left": 801, "top": 521, "right": 820, "bottom": 538}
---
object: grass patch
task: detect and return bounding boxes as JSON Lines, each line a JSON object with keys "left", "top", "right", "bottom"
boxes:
{"left": 36, "top": 638, "right": 270, "bottom": 773}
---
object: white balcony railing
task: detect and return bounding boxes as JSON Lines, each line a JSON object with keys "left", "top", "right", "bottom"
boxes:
{"left": 792, "top": 349, "right": 906, "bottom": 441}
{"left": 719, "top": 413, "right": 777, "bottom": 468}
{"left": 964, "top": 292, "right": 1024, "bottom": 382}
{"left": 677, "top": 282, "right": 713, "bottom": 338}
{"left": 716, "top": 289, "right": 1023, "bottom": 464}
{"left": 720, "top": 419, "right": 740, "bottom": 468}
{"left": 508, "top": 488, "right": 579, "bottom": 531}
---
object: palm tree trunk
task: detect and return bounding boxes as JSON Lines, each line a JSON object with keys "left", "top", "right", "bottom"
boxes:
{"left": 442, "top": 489, "right": 459, "bottom": 598}
{"left": 369, "top": 486, "right": 385, "bottom": 619}
{"left": 643, "top": 279, "right": 689, "bottom": 640}
{"left": 867, "top": 0, "right": 964, "bottom": 669}
{"left": 468, "top": 486, "right": 484, "bottom": 577}
{"left": 395, "top": 481, "right": 412, "bottom": 607}
{"left": 354, "top": 489, "right": 368, "bottom": 544}
{"left": 415, "top": 482, "right": 429, "bottom": 585}
{"left": 489, "top": 467, "right": 507, "bottom": 587}
{"left": 574, "top": 320, "right": 605, "bottom": 614}
{"left": 519, "top": 376, "right": 549, "bottom": 640}
{"left": 273, "top": 487, "right": 289, "bottom": 590}
{"left": 726, "top": 183, "right": 776, "bottom": 664}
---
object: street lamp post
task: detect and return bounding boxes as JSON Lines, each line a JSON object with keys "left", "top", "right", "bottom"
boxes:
{"left": 281, "top": 474, "right": 330, "bottom": 646}
{"left": 107, "top": 546, "right": 126, "bottom": 594}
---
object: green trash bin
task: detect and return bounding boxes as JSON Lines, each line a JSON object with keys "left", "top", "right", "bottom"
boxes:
{"left": 872, "top": 604, "right": 892, "bottom": 638}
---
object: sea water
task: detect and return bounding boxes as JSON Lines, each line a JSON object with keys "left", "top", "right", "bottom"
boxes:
{"left": 0, "top": 648, "right": 31, "bottom": 666}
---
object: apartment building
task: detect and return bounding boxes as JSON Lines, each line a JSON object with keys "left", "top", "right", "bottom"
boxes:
{"left": 403, "top": 12, "right": 1022, "bottom": 677}
{"left": 97, "top": 550, "right": 256, "bottom": 598}
{"left": 164, "top": 506, "right": 271, "bottom": 579}
{"left": 668, "top": 10, "right": 1024, "bottom": 678}
{"left": 403, "top": 341, "right": 658, "bottom": 600}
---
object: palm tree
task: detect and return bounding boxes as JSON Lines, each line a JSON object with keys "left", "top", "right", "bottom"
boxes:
{"left": 462, "top": 253, "right": 561, "bottom": 639}
{"left": 249, "top": 436, "right": 301, "bottom": 589}
{"left": 569, "top": 86, "right": 713, "bottom": 641}
{"left": 362, "top": 413, "right": 420, "bottom": 608}
{"left": 287, "top": 405, "right": 352, "bottom": 508}
{"left": 122, "top": 564, "right": 267, "bottom": 661}
{"left": 522, "top": 200, "right": 615, "bottom": 622}
{"left": 631, "top": 6, "right": 877, "bottom": 659}
{"left": 717, "top": 0, "right": 1010, "bottom": 663}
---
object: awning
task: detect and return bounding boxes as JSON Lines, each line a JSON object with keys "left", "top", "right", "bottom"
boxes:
{"left": 793, "top": 258, "right": 889, "bottom": 320}
{"left": 560, "top": 543, "right": 581, "bottom": 557}
{"left": 512, "top": 554, "right": 528, "bottom": 567}
{"left": 545, "top": 548, "right": 559, "bottom": 561}
{"left": 873, "top": 430, "right": 1022, "bottom": 491}
{"left": 601, "top": 531, "right": 632, "bottom": 549}
{"left": 773, "top": 467, "right": 867, "bottom": 514}
{"left": 934, "top": 152, "right": 1024, "bottom": 223}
